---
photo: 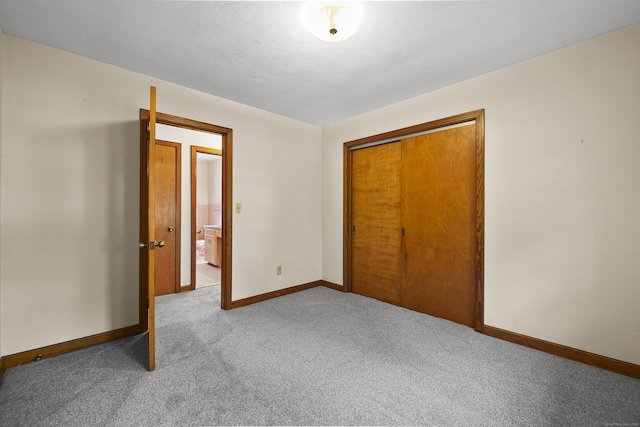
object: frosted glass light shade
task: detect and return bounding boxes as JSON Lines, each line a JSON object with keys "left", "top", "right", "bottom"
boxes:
{"left": 302, "top": 2, "right": 363, "bottom": 42}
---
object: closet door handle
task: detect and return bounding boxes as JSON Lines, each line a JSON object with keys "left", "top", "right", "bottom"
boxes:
{"left": 168, "top": 226, "right": 174, "bottom": 232}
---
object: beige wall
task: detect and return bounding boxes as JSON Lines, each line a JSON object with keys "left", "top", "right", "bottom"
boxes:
{"left": 322, "top": 24, "right": 640, "bottom": 365}
{"left": 0, "top": 36, "right": 322, "bottom": 355}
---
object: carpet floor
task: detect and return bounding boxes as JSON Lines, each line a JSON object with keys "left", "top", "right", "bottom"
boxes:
{"left": 0, "top": 286, "right": 638, "bottom": 426}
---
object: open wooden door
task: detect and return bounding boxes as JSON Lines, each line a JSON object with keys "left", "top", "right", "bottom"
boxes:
{"left": 140, "top": 86, "right": 158, "bottom": 371}
{"left": 147, "top": 86, "right": 156, "bottom": 371}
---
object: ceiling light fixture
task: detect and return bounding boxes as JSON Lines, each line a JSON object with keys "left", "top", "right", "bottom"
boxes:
{"left": 302, "top": 1, "right": 363, "bottom": 42}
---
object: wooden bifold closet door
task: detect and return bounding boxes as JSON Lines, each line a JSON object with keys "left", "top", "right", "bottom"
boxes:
{"left": 351, "top": 123, "right": 477, "bottom": 327}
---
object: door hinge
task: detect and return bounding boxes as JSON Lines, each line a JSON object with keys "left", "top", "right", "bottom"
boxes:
{"left": 402, "top": 228, "right": 405, "bottom": 236}
{"left": 147, "top": 298, "right": 150, "bottom": 309}
{"left": 352, "top": 225, "right": 356, "bottom": 232}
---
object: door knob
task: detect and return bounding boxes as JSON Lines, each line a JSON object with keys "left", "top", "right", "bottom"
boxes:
{"left": 139, "top": 240, "right": 165, "bottom": 249}
{"left": 168, "top": 226, "right": 174, "bottom": 232}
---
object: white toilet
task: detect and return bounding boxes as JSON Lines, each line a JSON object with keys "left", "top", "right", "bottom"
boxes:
{"left": 195, "top": 239, "right": 205, "bottom": 257}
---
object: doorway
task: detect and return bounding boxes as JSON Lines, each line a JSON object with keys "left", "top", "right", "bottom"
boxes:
{"left": 192, "top": 147, "right": 223, "bottom": 289}
{"left": 139, "top": 109, "right": 234, "bottom": 337}
{"left": 344, "top": 110, "right": 485, "bottom": 331}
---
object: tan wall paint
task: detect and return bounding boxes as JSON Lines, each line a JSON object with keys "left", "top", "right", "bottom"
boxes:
{"left": 0, "top": 36, "right": 322, "bottom": 355}
{"left": 322, "top": 24, "right": 640, "bottom": 365}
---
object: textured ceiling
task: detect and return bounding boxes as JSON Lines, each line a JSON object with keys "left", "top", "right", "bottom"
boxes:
{"left": 1, "top": 1, "right": 639, "bottom": 127}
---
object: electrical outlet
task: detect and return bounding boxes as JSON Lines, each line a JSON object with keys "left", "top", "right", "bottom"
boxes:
{"left": 277, "top": 266, "right": 282, "bottom": 275}
{"left": 235, "top": 203, "right": 241, "bottom": 213}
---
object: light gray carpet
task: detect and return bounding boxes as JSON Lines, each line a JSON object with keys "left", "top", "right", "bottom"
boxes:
{"left": 1, "top": 286, "right": 639, "bottom": 426}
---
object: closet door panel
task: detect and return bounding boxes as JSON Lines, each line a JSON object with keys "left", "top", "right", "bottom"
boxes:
{"left": 401, "top": 125, "right": 477, "bottom": 326}
{"left": 351, "top": 142, "right": 403, "bottom": 305}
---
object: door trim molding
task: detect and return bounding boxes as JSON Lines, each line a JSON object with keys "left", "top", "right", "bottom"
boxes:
{"left": 140, "top": 109, "right": 233, "bottom": 311}
{"left": 343, "top": 109, "right": 485, "bottom": 331}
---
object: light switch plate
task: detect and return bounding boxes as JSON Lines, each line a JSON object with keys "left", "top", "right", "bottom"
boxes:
{"left": 235, "top": 203, "right": 241, "bottom": 213}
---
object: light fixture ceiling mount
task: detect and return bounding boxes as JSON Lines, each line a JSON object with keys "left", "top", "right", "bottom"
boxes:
{"left": 302, "top": 2, "right": 363, "bottom": 43}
